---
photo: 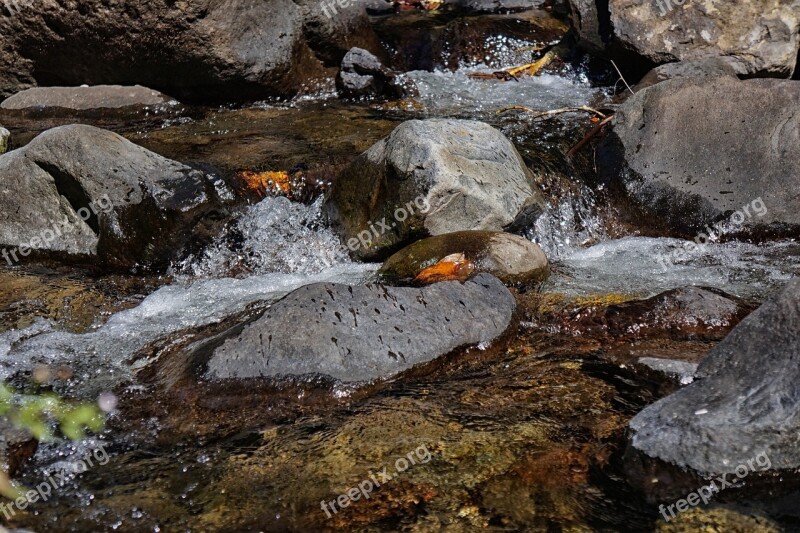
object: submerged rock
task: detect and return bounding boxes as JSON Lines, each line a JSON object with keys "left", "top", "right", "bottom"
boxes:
{"left": 324, "top": 119, "right": 546, "bottom": 260}
{"left": 336, "top": 48, "right": 417, "bottom": 100}
{"left": 575, "top": 286, "right": 753, "bottom": 341}
{"left": 0, "top": 124, "right": 227, "bottom": 270}
{"left": 193, "top": 273, "right": 515, "bottom": 383}
{"left": 629, "top": 279, "right": 800, "bottom": 475}
{"left": 569, "top": 0, "right": 800, "bottom": 77}
{"left": 0, "top": 0, "right": 382, "bottom": 102}
{"left": 0, "top": 85, "right": 177, "bottom": 114}
{"left": 599, "top": 76, "right": 800, "bottom": 237}
{"left": 380, "top": 230, "right": 549, "bottom": 286}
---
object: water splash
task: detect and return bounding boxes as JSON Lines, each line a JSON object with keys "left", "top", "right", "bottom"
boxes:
{"left": 547, "top": 236, "right": 800, "bottom": 300}
{"left": 0, "top": 197, "right": 376, "bottom": 396}
{"left": 406, "top": 69, "right": 601, "bottom": 118}
{"left": 171, "top": 196, "right": 351, "bottom": 279}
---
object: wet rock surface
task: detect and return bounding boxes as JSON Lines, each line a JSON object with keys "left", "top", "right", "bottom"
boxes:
{"left": 541, "top": 286, "right": 754, "bottom": 341}
{"left": 0, "top": 0, "right": 381, "bottom": 102}
{"left": 324, "top": 118, "right": 546, "bottom": 260}
{"left": 195, "top": 273, "right": 515, "bottom": 382}
{"left": 0, "top": 85, "right": 177, "bottom": 113}
{"left": 0, "top": 124, "right": 227, "bottom": 270}
{"left": 380, "top": 230, "right": 549, "bottom": 286}
{"left": 599, "top": 76, "right": 800, "bottom": 236}
{"left": 569, "top": 0, "right": 800, "bottom": 77}
{"left": 629, "top": 279, "right": 800, "bottom": 475}
{"left": 336, "top": 48, "right": 417, "bottom": 100}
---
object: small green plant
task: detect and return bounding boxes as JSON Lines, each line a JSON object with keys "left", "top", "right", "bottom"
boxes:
{"left": 0, "top": 383, "right": 105, "bottom": 500}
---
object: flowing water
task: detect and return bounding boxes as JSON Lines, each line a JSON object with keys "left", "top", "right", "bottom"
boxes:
{"left": 2, "top": 13, "right": 798, "bottom": 532}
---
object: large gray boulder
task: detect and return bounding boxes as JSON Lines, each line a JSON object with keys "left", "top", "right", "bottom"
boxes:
{"left": 196, "top": 273, "right": 516, "bottom": 383}
{"left": 324, "top": 119, "right": 546, "bottom": 260}
{"left": 0, "top": 85, "right": 176, "bottom": 113}
{"left": 629, "top": 279, "right": 800, "bottom": 475}
{"left": 0, "top": 0, "right": 381, "bottom": 102}
{"left": 569, "top": 0, "right": 800, "bottom": 77}
{"left": 0, "top": 124, "right": 226, "bottom": 270}
{"left": 599, "top": 76, "right": 800, "bottom": 236}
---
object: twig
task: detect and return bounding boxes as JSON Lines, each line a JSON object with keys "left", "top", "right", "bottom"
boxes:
{"left": 566, "top": 115, "right": 615, "bottom": 157}
{"left": 611, "top": 60, "right": 634, "bottom": 95}
{"left": 497, "top": 105, "right": 607, "bottom": 120}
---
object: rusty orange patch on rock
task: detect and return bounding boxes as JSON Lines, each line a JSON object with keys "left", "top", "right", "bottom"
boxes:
{"left": 413, "top": 253, "right": 475, "bottom": 284}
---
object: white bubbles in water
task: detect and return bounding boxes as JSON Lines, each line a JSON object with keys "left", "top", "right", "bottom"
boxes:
{"left": 173, "top": 196, "right": 351, "bottom": 279}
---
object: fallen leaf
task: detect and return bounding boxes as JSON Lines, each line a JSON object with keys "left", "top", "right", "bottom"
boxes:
{"left": 414, "top": 253, "right": 475, "bottom": 284}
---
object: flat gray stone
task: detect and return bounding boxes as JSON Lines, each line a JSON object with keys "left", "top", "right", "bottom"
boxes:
{"left": 199, "top": 273, "right": 516, "bottom": 383}
{"left": 0, "top": 85, "right": 175, "bottom": 111}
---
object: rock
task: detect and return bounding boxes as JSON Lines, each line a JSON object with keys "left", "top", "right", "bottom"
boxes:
{"left": 599, "top": 76, "right": 800, "bottom": 236}
{"left": 568, "top": 0, "right": 800, "bottom": 77}
{"left": 0, "top": 0, "right": 382, "bottom": 102}
{"left": 628, "top": 279, "right": 800, "bottom": 475}
{"left": 0, "top": 85, "right": 177, "bottom": 114}
{"left": 194, "top": 273, "right": 515, "bottom": 383}
{"left": 634, "top": 57, "right": 739, "bottom": 91}
{"left": 380, "top": 230, "right": 549, "bottom": 286}
{"left": 590, "top": 286, "right": 753, "bottom": 340}
{"left": 324, "top": 119, "right": 546, "bottom": 260}
{"left": 0, "top": 125, "right": 227, "bottom": 270}
{"left": 335, "top": 48, "right": 417, "bottom": 100}
{"left": 0, "top": 126, "right": 8, "bottom": 154}
{"left": 568, "top": 0, "right": 608, "bottom": 52}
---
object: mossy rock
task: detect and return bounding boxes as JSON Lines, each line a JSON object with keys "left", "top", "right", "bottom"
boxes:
{"left": 380, "top": 230, "right": 549, "bottom": 287}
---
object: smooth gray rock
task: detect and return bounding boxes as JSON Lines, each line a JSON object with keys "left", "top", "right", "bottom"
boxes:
{"left": 0, "top": 124, "right": 226, "bottom": 269}
{"left": 599, "top": 76, "right": 800, "bottom": 236}
{"left": 324, "top": 119, "right": 546, "bottom": 260}
{"left": 568, "top": 0, "right": 800, "bottom": 77}
{"left": 199, "top": 273, "right": 516, "bottom": 383}
{"left": 629, "top": 279, "right": 800, "bottom": 475}
{"left": 0, "top": 85, "right": 176, "bottom": 112}
{"left": 0, "top": 0, "right": 381, "bottom": 102}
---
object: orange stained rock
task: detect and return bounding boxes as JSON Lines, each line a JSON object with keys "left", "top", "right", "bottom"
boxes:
{"left": 413, "top": 253, "right": 475, "bottom": 284}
